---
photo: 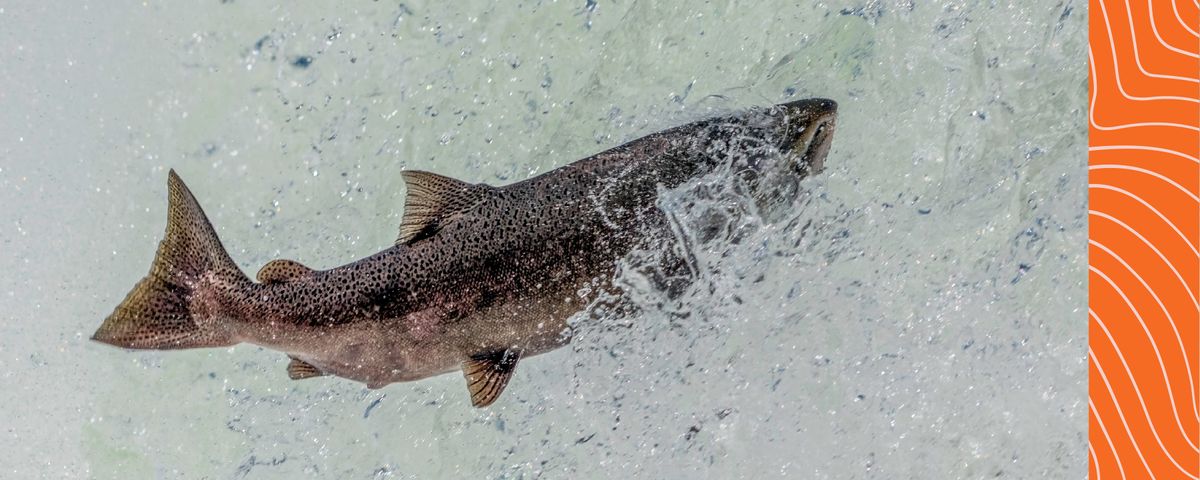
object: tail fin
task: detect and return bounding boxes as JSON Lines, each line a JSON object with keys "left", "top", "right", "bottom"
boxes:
{"left": 92, "top": 170, "right": 246, "bottom": 350}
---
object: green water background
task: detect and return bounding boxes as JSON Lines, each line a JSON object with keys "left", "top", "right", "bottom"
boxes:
{"left": 0, "top": 1, "right": 1086, "bottom": 478}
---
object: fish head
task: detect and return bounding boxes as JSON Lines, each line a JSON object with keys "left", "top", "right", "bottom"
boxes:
{"left": 771, "top": 98, "right": 838, "bottom": 176}
{"left": 715, "top": 98, "right": 837, "bottom": 220}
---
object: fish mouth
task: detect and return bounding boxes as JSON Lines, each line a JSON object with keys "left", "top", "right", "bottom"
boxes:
{"left": 775, "top": 98, "right": 838, "bottom": 176}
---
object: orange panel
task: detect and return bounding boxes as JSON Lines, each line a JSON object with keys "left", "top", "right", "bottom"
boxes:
{"left": 1088, "top": 0, "right": 1200, "bottom": 477}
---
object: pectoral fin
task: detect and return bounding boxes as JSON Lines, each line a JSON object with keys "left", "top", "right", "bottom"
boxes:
{"left": 462, "top": 348, "right": 522, "bottom": 407}
{"left": 257, "top": 259, "right": 315, "bottom": 284}
{"left": 286, "top": 356, "right": 325, "bottom": 380}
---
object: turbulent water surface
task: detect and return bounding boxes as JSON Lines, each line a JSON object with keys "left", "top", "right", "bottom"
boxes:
{"left": 0, "top": 1, "right": 1087, "bottom": 478}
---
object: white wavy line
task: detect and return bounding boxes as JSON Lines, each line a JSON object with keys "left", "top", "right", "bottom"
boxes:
{"left": 1092, "top": 240, "right": 1200, "bottom": 435}
{"left": 1090, "top": 272, "right": 1200, "bottom": 467}
{"left": 1090, "top": 145, "right": 1200, "bottom": 164}
{"left": 1090, "top": 165, "right": 1200, "bottom": 203}
{"left": 1111, "top": 0, "right": 1200, "bottom": 81}
{"left": 1088, "top": 341, "right": 1159, "bottom": 479}
{"left": 1089, "top": 312, "right": 1200, "bottom": 479}
{"left": 1176, "top": 0, "right": 1200, "bottom": 37}
{"left": 1092, "top": 237, "right": 1200, "bottom": 419}
{"left": 1089, "top": 210, "right": 1200, "bottom": 309}
{"left": 1088, "top": 50, "right": 1200, "bottom": 132}
{"left": 1088, "top": 443, "right": 1102, "bottom": 480}
{"left": 1088, "top": 184, "right": 1200, "bottom": 257}
{"left": 1096, "top": 0, "right": 1200, "bottom": 86}
{"left": 1148, "top": 0, "right": 1200, "bottom": 59}
{"left": 1094, "top": 42, "right": 1200, "bottom": 102}
{"left": 1090, "top": 396, "right": 1129, "bottom": 480}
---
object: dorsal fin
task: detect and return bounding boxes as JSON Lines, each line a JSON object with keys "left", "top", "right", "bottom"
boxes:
{"left": 256, "top": 259, "right": 314, "bottom": 284}
{"left": 462, "top": 348, "right": 522, "bottom": 408}
{"left": 398, "top": 170, "right": 493, "bottom": 245}
{"left": 286, "top": 356, "right": 325, "bottom": 380}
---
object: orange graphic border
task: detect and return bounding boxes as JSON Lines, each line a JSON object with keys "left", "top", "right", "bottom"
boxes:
{"left": 1088, "top": 0, "right": 1199, "bottom": 477}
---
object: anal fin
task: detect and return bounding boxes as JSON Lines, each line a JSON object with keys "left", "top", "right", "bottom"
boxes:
{"left": 462, "top": 348, "right": 522, "bottom": 408}
{"left": 257, "top": 259, "right": 315, "bottom": 284}
{"left": 287, "top": 356, "right": 325, "bottom": 380}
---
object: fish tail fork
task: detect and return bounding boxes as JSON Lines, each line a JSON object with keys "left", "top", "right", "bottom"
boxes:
{"left": 92, "top": 170, "right": 244, "bottom": 350}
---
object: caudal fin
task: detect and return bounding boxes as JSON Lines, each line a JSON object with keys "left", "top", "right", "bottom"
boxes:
{"left": 92, "top": 170, "right": 246, "bottom": 350}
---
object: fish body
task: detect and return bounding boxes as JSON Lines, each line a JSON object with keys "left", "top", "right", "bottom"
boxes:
{"left": 92, "top": 98, "right": 838, "bottom": 407}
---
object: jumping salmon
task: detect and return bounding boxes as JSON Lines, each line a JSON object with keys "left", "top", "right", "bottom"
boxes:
{"left": 92, "top": 98, "right": 838, "bottom": 407}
